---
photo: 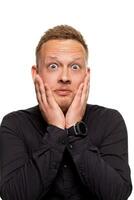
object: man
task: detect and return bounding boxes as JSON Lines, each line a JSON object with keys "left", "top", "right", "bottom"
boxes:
{"left": 0, "top": 25, "right": 132, "bottom": 200}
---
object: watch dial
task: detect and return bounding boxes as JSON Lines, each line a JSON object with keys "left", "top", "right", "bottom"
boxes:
{"left": 79, "top": 121, "right": 87, "bottom": 135}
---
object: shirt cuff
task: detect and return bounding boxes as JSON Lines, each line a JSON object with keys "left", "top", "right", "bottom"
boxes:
{"left": 42, "top": 125, "right": 68, "bottom": 152}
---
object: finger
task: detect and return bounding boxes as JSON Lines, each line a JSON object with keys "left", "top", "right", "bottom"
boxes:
{"left": 85, "top": 74, "right": 90, "bottom": 100}
{"left": 73, "top": 83, "right": 84, "bottom": 103}
{"left": 35, "top": 75, "right": 45, "bottom": 94}
{"left": 35, "top": 75, "right": 48, "bottom": 105}
{"left": 44, "top": 83, "right": 58, "bottom": 107}
{"left": 81, "top": 73, "right": 90, "bottom": 103}
{"left": 86, "top": 82, "right": 90, "bottom": 101}
{"left": 35, "top": 82, "right": 48, "bottom": 116}
{"left": 35, "top": 82, "right": 44, "bottom": 108}
{"left": 75, "top": 83, "right": 84, "bottom": 99}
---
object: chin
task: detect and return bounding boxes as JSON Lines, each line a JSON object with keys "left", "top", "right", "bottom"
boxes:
{"left": 60, "top": 106, "right": 68, "bottom": 114}
{"left": 56, "top": 98, "right": 73, "bottom": 113}
{"left": 54, "top": 93, "right": 74, "bottom": 113}
{"left": 58, "top": 102, "right": 70, "bottom": 113}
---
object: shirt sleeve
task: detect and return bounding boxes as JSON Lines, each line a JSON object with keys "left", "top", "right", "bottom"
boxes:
{"left": 68, "top": 109, "right": 132, "bottom": 200}
{"left": 0, "top": 113, "right": 66, "bottom": 200}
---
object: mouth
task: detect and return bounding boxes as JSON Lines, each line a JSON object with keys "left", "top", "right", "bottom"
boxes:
{"left": 54, "top": 89, "right": 72, "bottom": 96}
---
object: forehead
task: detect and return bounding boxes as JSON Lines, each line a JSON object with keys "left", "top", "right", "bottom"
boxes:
{"left": 39, "top": 39, "right": 86, "bottom": 61}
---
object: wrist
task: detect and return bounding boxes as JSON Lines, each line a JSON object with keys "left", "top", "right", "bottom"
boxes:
{"left": 66, "top": 119, "right": 82, "bottom": 129}
{"left": 49, "top": 124, "right": 65, "bottom": 130}
{"left": 67, "top": 121, "right": 88, "bottom": 137}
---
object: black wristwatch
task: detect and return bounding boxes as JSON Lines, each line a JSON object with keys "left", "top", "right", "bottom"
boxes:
{"left": 67, "top": 121, "right": 88, "bottom": 137}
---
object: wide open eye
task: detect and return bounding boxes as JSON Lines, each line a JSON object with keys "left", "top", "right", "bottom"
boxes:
{"left": 71, "top": 64, "right": 80, "bottom": 70}
{"left": 48, "top": 63, "right": 58, "bottom": 70}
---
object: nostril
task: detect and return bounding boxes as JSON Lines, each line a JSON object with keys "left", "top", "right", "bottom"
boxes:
{"left": 59, "top": 79, "right": 71, "bottom": 84}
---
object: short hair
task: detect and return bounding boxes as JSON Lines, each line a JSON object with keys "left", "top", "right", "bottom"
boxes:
{"left": 36, "top": 25, "right": 88, "bottom": 64}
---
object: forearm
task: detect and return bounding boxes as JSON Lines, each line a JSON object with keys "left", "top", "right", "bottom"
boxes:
{"left": 0, "top": 147, "right": 65, "bottom": 200}
{"left": 67, "top": 109, "right": 132, "bottom": 200}
{"left": 70, "top": 146, "right": 132, "bottom": 200}
{"left": 0, "top": 119, "right": 66, "bottom": 200}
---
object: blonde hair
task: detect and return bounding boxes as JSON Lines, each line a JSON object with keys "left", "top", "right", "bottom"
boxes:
{"left": 36, "top": 25, "right": 88, "bottom": 64}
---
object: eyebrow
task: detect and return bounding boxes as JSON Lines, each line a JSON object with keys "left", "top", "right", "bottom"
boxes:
{"left": 44, "top": 56, "right": 85, "bottom": 67}
{"left": 46, "top": 56, "right": 83, "bottom": 62}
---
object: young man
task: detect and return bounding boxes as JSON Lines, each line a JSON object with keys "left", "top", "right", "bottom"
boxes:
{"left": 0, "top": 25, "right": 132, "bottom": 200}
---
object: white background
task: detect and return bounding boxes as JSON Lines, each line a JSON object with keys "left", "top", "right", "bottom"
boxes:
{"left": 0, "top": 0, "right": 133, "bottom": 199}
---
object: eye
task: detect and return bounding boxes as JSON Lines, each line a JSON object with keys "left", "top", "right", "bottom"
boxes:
{"left": 48, "top": 63, "right": 58, "bottom": 70}
{"left": 71, "top": 64, "right": 80, "bottom": 70}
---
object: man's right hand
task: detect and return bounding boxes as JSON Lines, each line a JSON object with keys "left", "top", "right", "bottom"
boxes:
{"left": 34, "top": 75, "right": 65, "bottom": 129}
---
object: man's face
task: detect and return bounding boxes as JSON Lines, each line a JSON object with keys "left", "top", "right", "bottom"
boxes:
{"left": 33, "top": 39, "right": 89, "bottom": 113}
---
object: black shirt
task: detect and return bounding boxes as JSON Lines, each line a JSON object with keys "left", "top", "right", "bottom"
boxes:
{"left": 0, "top": 104, "right": 132, "bottom": 200}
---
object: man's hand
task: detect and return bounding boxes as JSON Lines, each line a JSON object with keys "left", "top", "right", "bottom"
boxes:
{"left": 34, "top": 75, "right": 65, "bottom": 129}
{"left": 65, "top": 72, "right": 90, "bottom": 128}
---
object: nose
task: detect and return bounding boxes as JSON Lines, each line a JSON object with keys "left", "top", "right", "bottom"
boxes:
{"left": 59, "top": 67, "right": 71, "bottom": 84}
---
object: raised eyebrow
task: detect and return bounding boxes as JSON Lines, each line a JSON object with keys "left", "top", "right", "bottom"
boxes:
{"left": 69, "top": 58, "right": 83, "bottom": 65}
{"left": 47, "top": 56, "right": 82, "bottom": 60}
{"left": 45, "top": 57, "right": 83, "bottom": 66}
{"left": 45, "top": 57, "right": 62, "bottom": 65}
{"left": 47, "top": 56, "right": 83, "bottom": 62}
{"left": 47, "top": 56, "right": 58, "bottom": 60}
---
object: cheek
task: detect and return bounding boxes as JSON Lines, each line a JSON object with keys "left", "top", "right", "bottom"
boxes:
{"left": 39, "top": 71, "right": 58, "bottom": 87}
{"left": 72, "top": 74, "right": 85, "bottom": 89}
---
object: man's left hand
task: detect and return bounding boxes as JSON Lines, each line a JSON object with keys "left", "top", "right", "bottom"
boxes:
{"left": 65, "top": 71, "right": 90, "bottom": 128}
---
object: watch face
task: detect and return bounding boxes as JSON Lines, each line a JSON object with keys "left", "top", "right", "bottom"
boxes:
{"left": 76, "top": 121, "right": 87, "bottom": 136}
{"left": 79, "top": 122, "right": 87, "bottom": 133}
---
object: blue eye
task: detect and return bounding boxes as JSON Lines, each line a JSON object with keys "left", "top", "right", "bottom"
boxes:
{"left": 71, "top": 64, "right": 80, "bottom": 70}
{"left": 48, "top": 63, "right": 58, "bottom": 70}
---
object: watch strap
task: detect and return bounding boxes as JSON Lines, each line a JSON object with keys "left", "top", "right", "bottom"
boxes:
{"left": 67, "top": 121, "right": 87, "bottom": 137}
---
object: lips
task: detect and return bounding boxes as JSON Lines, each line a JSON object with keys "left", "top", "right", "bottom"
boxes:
{"left": 54, "top": 89, "right": 72, "bottom": 96}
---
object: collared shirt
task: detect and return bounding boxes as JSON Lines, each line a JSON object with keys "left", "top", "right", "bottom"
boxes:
{"left": 0, "top": 104, "right": 132, "bottom": 200}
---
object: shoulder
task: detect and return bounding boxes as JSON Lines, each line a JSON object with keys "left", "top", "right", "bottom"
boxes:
{"left": 86, "top": 104, "right": 124, "bottom": 122}
{"left": 85, "top": 104, "right": 127, "bottom": 146}
{"left": 0, "top": 105, "right": 41, "bottom": 128}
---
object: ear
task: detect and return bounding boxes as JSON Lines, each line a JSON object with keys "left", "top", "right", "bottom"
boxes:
{"left": 31, "top": 65, "right": 38, "bottom": 82}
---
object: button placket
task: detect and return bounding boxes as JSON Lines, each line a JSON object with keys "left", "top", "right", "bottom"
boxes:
{"left": 69, "top": 144, "right": 73, "bottom": 149}
{"left": 59, "top": 134, "right": 68, "bottom": 145}
{"left": 62, "top": 140, "right": 65, "bottom": 144}
{"left": 63, "top": 164, "right": 68, "bottom": 168}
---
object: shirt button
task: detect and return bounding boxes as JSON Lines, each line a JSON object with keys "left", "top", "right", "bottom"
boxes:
{"left": 63, "top": 164, "right": 68, "bottom": 168}
{"left": 62, "top": 140, "right": 65, "bottom": 144}
{"left": 69, "top": 144, "right": 73, "bottom": 149}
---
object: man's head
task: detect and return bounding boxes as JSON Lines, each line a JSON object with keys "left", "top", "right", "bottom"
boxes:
{"left": 32, "top": 25, "right": 90, "bottom": 113}
{"left": 36, "top": 25, "right": 88, "bottom": 64}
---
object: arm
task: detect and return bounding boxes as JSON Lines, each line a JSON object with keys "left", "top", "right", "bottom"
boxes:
{"left": 65, "top": 71, "right": 132, "bottom": 199}
{"left": 68, "top": 109, "right": 132, "bottom": 200}
{"left": 0, "top": 113, "right": 66, "bottom": 200}
{"left": 0, "top": 74, "right": 67, "bottom": 200}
